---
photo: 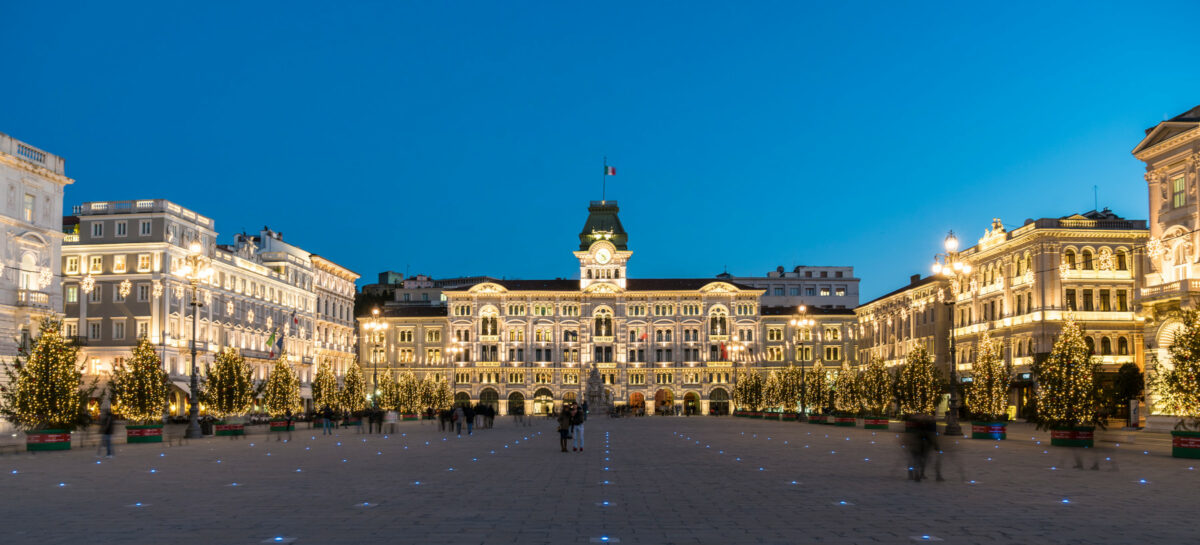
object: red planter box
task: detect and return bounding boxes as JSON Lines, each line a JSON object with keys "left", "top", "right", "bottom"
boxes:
{"left": 402, "top": 414, "right": 419, "bottom": 421}
{"left": 834, "top": 417, "right": 856, "bottom": 427}
{"left": 970, "top": 422, "right": 1007, "bottom": 440}
{"left": 126, "top": 424, "right": 164, "bottom": 443}
{"left": 1172, "top": 431, "right": 1200, "bottom": 459}
{"left": 1050, "top": 427, "right": 1094, "bottom": 448}
{"left": 215, "top": 423, "right": 245, "bottom": 436}
{"left": 27, "top": 430, "right": 71, "bottom": 451}
{"left": 269, "top": 421, "right": 295, "bottom": 431}
{"left": 863, "top": 418, "right": 889, "bottom": 430}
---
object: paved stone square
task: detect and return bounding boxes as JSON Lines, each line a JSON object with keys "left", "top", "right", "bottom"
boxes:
{"left": 3, "top": 417, "right": 1194, "bottom": 545}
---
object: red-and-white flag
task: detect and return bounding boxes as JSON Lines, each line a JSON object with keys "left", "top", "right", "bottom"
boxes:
{"left": 605, "top": 165, "right": 616, "bottom": 176}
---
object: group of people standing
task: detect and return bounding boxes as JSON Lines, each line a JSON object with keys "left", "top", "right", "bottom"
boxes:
{"left": 557, "top": 402, "right": 587, "bottom": 453}
{"left": 437, "top": 403, "right": 498, "bottom": 436}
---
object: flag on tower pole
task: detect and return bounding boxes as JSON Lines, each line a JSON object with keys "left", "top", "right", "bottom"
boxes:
{"left": 605, "top": 165, "right": 616, "bottom": 176}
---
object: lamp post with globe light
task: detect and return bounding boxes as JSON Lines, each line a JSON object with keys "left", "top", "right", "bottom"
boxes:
{"left": 931, "top": 230, "right": 972, "bottom": 437}
{"left": 362, "top": 308, "right": 388, "bottom": 407}
{"left": 177, "top": 241, "right": 214, "bottom": 439}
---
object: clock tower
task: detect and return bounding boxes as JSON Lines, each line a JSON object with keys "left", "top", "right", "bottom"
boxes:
{"left": 574, "top": 200, "right": 632, "bottom": 290}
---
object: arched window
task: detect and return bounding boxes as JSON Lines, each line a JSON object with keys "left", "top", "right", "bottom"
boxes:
{"left": 1116, "top": 250, "right": 1128, "bottom": 271}
{"left": 1084, "top": 336, "right": 1095, "bottom": 355}
{"left": 593, "top": 308, "right": 613, "bottom": 337}
{"left": 1081, "top": 250, "right": 1093, "bottom": 270}
{"left": 709, "top": 308, "right": 728, "bottom": 336}
{"left": 1118, "top": 337, "right": 1129, "bottom": 355}
{"left": 1063, "top": 250, "right": 1076, "bottom": 269}
{"left": 1027, "top": 339, "right": 1034, "bottom": 356}
{"left": 1101, "top": 336, "right": 1112, "bottom": 356}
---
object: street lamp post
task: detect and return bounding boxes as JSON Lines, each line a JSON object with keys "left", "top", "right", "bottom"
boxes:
{"left": 178, "top": 241, "right": 213, "bottom": 439}
{"left": 363, "top": 308, "right": 388, "bottom": 407}
{"left": 932, "top": 230, "right": 973, "bottom": 437}
{"left": 790, "top": 305, "right": 815, "bottom": 416}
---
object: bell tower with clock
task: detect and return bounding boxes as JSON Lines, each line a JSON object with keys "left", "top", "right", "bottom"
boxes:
{"left": 574, "top": 200, "right": 632, "bottom": 290}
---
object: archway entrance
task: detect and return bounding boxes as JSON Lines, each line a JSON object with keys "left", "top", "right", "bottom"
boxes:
{"left": 684, "top": 392, "right": 700, "bottom": 415}
{"left": 507, "top": 391, "right": 525, "bottom": 416}
{"left": 654, "top": 389, "right": 674, "bottom": 415}
{"left": 480, "top": 388, "right": 499, "bottom": 410}
{"left": 454, "top": 391, "right": 471, "bottom": 407}
{"left": 709, "top": 388, "right": 730, "bottom": 415}
{"left": 533, "top": 388, "right": 554, "bottom": 415}
{"left": 563, "top": 391, "right": 578, "bottom": 406}
{"left": 629, "top": 392, "right": 645, "bottom": 410}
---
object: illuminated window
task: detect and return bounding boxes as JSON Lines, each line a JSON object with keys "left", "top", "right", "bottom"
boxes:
{"left": 1174, "top": 175, "right": 1187, "bottom": 208}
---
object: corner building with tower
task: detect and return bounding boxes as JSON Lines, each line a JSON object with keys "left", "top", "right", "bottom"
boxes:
{"left": 359, "top": 201, "right": 859, "bottom": 416}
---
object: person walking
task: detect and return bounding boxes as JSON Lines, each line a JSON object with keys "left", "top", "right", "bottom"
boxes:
{"left": 97, "top": 406, "right": 115, "bottom": 458}
{"left": 464, "top": 404, "right": 476, "bottom": 436}
{"left": 571, "top": 403, "right": 586, "bottom": 452}
{"left": 557, "top": 405, "right": 572, "bottom": 453}
{"left": 453, "top": 405, "right": 465, "bottom": 436}
{"left": 321, "top": 405, "right": 334, "bottom": 435}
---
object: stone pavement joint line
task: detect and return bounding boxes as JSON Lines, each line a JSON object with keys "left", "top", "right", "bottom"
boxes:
{"left": 1, "top": 419, "right": 1193, "bottom": 544}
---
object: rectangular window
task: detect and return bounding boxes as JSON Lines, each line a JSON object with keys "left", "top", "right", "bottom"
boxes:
{"left": 88, "top": 285, "right": 101, "bottom": 302}
{"left": 805, "top": 287, "right": 816, "bottom": 296}
{"left": 821, "top": 288, "right": 831, "bottom": 296}
{"left": 91, "top": 222, "right": 103, "bottom": 237}
{"left": 113, "top": 321, "right": 125, "bottom": 340}
{"left": 1118, "top": 290, "right": 1128, "bottom": 312}
{"left": 23, "top": 194, "right": 34, "bottom": 222}
{"left": 140, "top": 220, "right": 151, "bottom": 236}
{"left": 1065, "top": 289, "right": 1077, "bottom": 311}
{"left": 89, "top": 256, "right": 103, "bottom": 274}
{"left": 66, "top": 286, "right": 78, "bottom": 303}
{"left": 426, "top": 329, "right": 441, "bottom": 343}
{"left": 1082, "top": 289, "right": 1094, "bottom": 311}
{"left": 789, "top": 287, "right": 800, "bottom": 296}
{"left": 773, "top": 287, "right": 784, "bottom": 296}
{"left": 115, "top": 221, "right": 127, "bottom": 237}
{"left": 836, "top": 287, "right": 846, "bottom": 296}
{"left": 1099, "top": 289, "right": 1111, "bottom": 312}
{"left": 136, "top": 254, "right": 151, "bottom": 272}
{"left": 88, "top": 321, "right": 101, "bottom": 340}
{"left": 824, "top": 346, "right": 840, "bottom": 361}
{"left": 113, "top": 255, "right": 126, "bottom": 273}
{"left": 137, "top": 284, "right": 150, "bottom": 302}
{"left": 137, "top": 321, "right": 149, "bottom": 339}
{"left": 767, "top": 327, "right": 783, "bottom": 341}
{"left": 1174, "top": 175, "right": 1187, "bottom": 208}
{"left": 65, "top": 256, "right": 79, "bottom": 274}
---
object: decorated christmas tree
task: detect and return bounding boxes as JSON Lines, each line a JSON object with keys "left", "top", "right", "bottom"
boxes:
{"left": 896, "top": 345, "right": 943, "bottom": 416}
{"left": 763, "top": 370, "right": 783, "bottom": 410}
{"left": 396, "top": 371, "right": 420, "bottom": 413}
{"left": 0, "top": 318, "right": 94, "bottom": 431}
{"left": 858, "top": 357, "right": 892, "bottom": 416}
{"left": 1033, "top": 318, "right": 1100, "bottom": 430}
{"left": 807, "top": 361, "right": 828, "bottom": 412}
{"left": 108, "top": 336, "right": 169, "bottom": 424}
{"left": 340, "top": 360, "right": 367, "bottom": 412}
{"left": 775, "top": 364, "right": 804, "bottom": 413}
{"left": 833, "top": 362, "right": 859, "bottom": 414}
{"left": 261, "top": 352, "right": 302, "bottom": 417}
{"left": 964, "top": 332, "right": 1012, "bottom": 421}
{"left": 312, "top": 360, "right": 339, "bottom": 411}
{"left": 374, "top": 371, "right": 400, "bottom": 410}
{"left": 734, "top": 370, "right": 765, "bottom": 411}
{"left": 1152, "top": 310, "right": 1200, "bottom": 430}
{"left": 201, "top": 348, "right": 255, "bottom": 419}
{"left": 429, "top": 376, "right": 452, "bottom": 411}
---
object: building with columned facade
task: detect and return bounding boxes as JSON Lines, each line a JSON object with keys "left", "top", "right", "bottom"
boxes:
{"left": 0, "top": 133, "right": 73, "bottom": 361}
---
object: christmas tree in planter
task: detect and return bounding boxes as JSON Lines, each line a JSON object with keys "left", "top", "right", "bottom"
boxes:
{"left": 858, "top": 357, "right": 892, "bottom": 429}
{"left": 1033, "top": 318, "right": 1100, "bottom": 447}
{"left": 964, "top": 333, "right": 1012, "bottom": 440}
{"left": 262, "top": 352, "right": 302, "bottom": 430}
{"left": 202, "top": 348, "right": 255, "bottom": 436}
{"left": 312, "top": 360, "right": 339, "bottom": 412}
{"left": 428, "top": 376, "right": 453, "bottom": 412}
{"left": 108, "top": 336, "right": 169, "bottom": 443}
{"left": 895, "top": 345, "right": 943, "bottom": 430}
{"left": 806, "top": 361, "right": 828, "bottom": 423}
{"left": 397, "top": 371, "right": 420, "bottom": 418}
{"left": 1150, "top": 310, "right": 1200, "bottom": 457}
{"left": 340, "top": 360, "right": 367, "bottom": 425}
{"left": 775, "top": 365, "right": 804, "bottom": 420}
{"left": 375, "top": 371, "right": 400, "bottom": 411}
{"left": 0, "top": 319, "right": 95, "bottom": 450}
{"left": 832, "top": 362, "right": 859, "bottom": 426}
{"left": 733, "top": 370, "right": 765, "bottom": 416}
{"left": 762, "top": 370, "right": 783, "bottom": 419}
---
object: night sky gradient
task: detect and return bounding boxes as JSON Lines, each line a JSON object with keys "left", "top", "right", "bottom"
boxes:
{"left": 3, "top": 1, "right": 1200, "bottom": 300}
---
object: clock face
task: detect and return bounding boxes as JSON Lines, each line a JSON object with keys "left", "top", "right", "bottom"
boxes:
{"left": 595, "top": 248, "right": 612, "bottom": 264}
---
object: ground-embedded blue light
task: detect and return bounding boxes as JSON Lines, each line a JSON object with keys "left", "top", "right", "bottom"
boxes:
{"left": 135, "top": 502, "right": 143, "bottom": 506}
{"left": 337, "top": 442, "right": 342, "bottom": 446}
{"left": 472, "top": 458, "right": 478, "bottom": 462}
{"left": 159, "top": 453, "right": 165, "bottom": 457}
{"left": 602, "top": 501, "right": 609, "bottom": 506}
{"left": 11, "top": 470, "right": 17, "bottom": 474}
{"left": 58, "top": 482, "right": 65, "bottom": 487}
{"left": 1061, "top": 499, "right": 1070, "bottom": 504}
{"left": 600, "top": 537, "right": 609, "bottom": 542}
{"left": 231, "top": 482, "right": 238, "bottom": 486}
{"left": 603, "top": 480, "right": 610, "bottom": 484}
{"left": 413, "top": 481, "right": 421, "bottom": 485}
{"left": 790, "top": 480, "right": 798, "bottom": 485}
{"left": 274, "top": 537, "right": 284, "bottom": 542}
{"left": 96, "top": 461, "right": 101, "bottom": 464}
{"left": 838, "top": 501, "right": 847, "bottom": 505}
{"left": 150, "top": 468, "right": 157, "bottom": 473}
{"left": 1139, "top": 479, "right": 1148, "bottom": 484}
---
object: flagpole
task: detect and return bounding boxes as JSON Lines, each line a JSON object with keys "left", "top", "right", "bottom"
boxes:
{"left": 602, "top": 156, "right": 607, "bottom": 203}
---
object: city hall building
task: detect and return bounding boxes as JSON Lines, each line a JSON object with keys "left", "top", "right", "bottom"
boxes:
{"left": 359, "top": 201, "right": 793, "bottom": 416}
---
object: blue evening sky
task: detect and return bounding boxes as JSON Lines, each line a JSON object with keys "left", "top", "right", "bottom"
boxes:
{"left": 3, "top": 2, "right": 1199, "bottom": 301}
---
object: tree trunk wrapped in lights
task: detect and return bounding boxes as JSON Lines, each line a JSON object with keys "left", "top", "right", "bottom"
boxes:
{"left": 734, "top": 370, "right": 765, "bottom": 413}
{"left": 965, "top": 333, "right": 1012, "bottom": 439}
{"left": 1033, "top": 318, "right": 1100, "bottom": 447}
{"left": 340, "top": 360, "right": 367, "bottom": 413}
{"left": 261, "top": 352, "right": 302, "bottom": 419}
{"left": 895, "top": 345, "right": 943, "bottom": 417}
{"left": 0, "top": 319, "right": 95, "bottom": 448}
{"left": 108, "top": 337, "right": 169, "bottom": 443}
{"left": 311, "top": 360, "right": 339, "bottom": 411}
